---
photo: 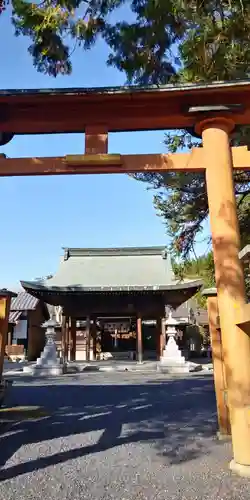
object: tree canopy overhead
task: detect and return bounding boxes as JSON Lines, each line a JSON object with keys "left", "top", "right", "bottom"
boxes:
{"left": 2, "top": 0, "right": 250, "bottom": 257}
{"left": 5, "top": 1, "right": 250, "bottom": 81}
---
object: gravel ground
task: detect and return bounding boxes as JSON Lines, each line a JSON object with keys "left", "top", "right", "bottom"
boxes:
{"left": 0, "top": 372, "right": 249, "bottom": 500}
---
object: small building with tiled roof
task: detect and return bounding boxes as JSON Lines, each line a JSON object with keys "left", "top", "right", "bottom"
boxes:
{"left": 21, "top": 246, "right": 202, "bottom": 362}
{"left": 21, "top": 246, "right": 202, "bottom": 309}
{"left": 165, "top": 301, "right": 208, "bottom": 327}
{"left": 7, "top": 291, "right": 49, "bottom": 361}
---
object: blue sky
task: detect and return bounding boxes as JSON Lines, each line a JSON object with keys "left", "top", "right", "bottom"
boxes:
{"left": 0, "top": 10, "right": 208, "bottom": 289}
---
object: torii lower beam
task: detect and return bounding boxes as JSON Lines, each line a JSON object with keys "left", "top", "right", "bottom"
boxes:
{"left": 1, "top": 146, "right": 250, "bottom": 176}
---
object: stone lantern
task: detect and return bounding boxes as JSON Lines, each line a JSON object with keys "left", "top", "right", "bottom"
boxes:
{"left": 158, "top": 310, "right": 189, "bottom": 373}
{"left": 23, "top": 318, "right": 63, "bottom": 376}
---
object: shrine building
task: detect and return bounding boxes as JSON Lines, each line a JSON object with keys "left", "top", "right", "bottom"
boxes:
{"left": 21, "top": 246, "right": 202, "bottom": 362}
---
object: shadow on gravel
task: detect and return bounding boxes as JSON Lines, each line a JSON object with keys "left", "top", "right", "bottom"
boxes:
{"left": 0, "top": 375, "right": 220, "bottom": 481}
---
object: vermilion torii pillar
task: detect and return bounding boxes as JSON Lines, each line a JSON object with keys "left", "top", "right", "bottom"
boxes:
{"left": 197, "top": 117, "right": 250, "bottom": 476}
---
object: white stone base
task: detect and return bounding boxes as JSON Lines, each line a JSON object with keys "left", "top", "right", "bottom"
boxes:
{"left": 229, "top": 459, "right": 250, "bottom": 477}
{"left": 158, "top": 335, "right": 190, "bottom": 374}
{"left": 160, "top": 355, "right": 186, "bottom": 364}
{"left": 157, "top": 363, "right": 190, "bottom": 374}
{"left": 23, "top": 364, "right": 64, "bottom": 376}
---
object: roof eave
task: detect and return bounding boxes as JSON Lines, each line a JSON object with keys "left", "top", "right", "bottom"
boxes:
{"left": 21, "top": 279, "right": 203, "bottom": 294}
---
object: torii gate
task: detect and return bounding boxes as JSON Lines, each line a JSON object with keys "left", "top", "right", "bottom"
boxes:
{"left": 1, "top": 80, "right": 250, "bottom": 475}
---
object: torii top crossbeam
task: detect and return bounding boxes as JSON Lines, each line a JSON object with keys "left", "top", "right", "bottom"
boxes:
{"left": 2, "top": 79, "right": 250, "bottom": 177}
{"left": 1, "top": 79, "right": 250, "bottom": 138}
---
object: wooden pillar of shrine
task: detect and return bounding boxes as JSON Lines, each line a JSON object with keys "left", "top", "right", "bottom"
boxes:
{"left": 7, "top": 330, "right": 12, "bottom": 349}
{"left": 204, "top": 290, "right": 231, "bottom": 439}
{"left": 91, "top": 318, "right": 97, "bottom": 360}
{"left": 156, "top": 316, "right": 165, "bottom": 360}
{"left": 64, "top": 316, "right": 70, "bottom": 363}
{"left": 198, "top": 117, "right": 250, "bottom": 474}
{"left": 85, "top": 316, "right": 91, "bottom": 361}
{"left": 136, "top": 315, "right": 143, "bottom": 363}
{"left": 61, "top": 315, "right": 66, "bottom": 364}
{"left": 160, "top": 317, "right": 166, "bottom": 356}
{"left": 70, "top": 317, "right": 76, "bottom": 361}
{"left": 67, "top": 317, "right": 71, "bottom": 361}
{"left": 96, "top": 324, "right": 102, "bottom": 361}
{"left": 0, "top": 289, "right": 16, "bottom": 380}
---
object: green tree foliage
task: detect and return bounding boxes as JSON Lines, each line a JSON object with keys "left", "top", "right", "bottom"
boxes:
{"left": 1, "top": 0, "right": 185, "bottom": 78}
{"left": 173, "top": 251, "right": 215, "bottom": 307}
{"left": 2, "top": 1, "right": 250, "bottom": 256}
{"left": 173, "top": 250, "right": 250, "bottom": 305}
{"left": 5, "top": 0, "right": 126, "bottom": 76}
{"left": 4, "top": 2, "right": 250, "bottom": 85}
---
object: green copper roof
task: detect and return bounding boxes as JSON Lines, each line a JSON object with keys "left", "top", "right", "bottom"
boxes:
{"left": 21, "top": 246, "right": 202, "bottom": 293}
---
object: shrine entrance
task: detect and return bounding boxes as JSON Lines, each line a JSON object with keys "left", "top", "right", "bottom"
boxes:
{"left": 99, "top": 318, "right": 137, "bottom": 356}
{"left": 1, "top": 80, "right": 250, "bottom": 475}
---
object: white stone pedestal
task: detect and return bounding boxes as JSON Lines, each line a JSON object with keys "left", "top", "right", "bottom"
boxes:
{"left": 159, "top": 338, "right": 189, "bottom": 373}
{"left": 23, "top": 319, "right": 64, "bottom": 376}
{"left": 158, "top": 311, "right": 190, "bottom": 374}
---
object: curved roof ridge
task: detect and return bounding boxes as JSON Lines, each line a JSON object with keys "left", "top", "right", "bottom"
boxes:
{"left": 62, "top": 246, "right": 167, "bottom": 259}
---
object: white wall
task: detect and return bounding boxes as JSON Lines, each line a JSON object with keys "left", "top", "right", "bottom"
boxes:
{"left": 13, "top": 319, "right": 28, "bottom": 342}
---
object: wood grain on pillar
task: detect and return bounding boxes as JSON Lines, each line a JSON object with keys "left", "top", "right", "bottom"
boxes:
{"left": 207, "top": 296, "right": 231, "bottom": 437}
